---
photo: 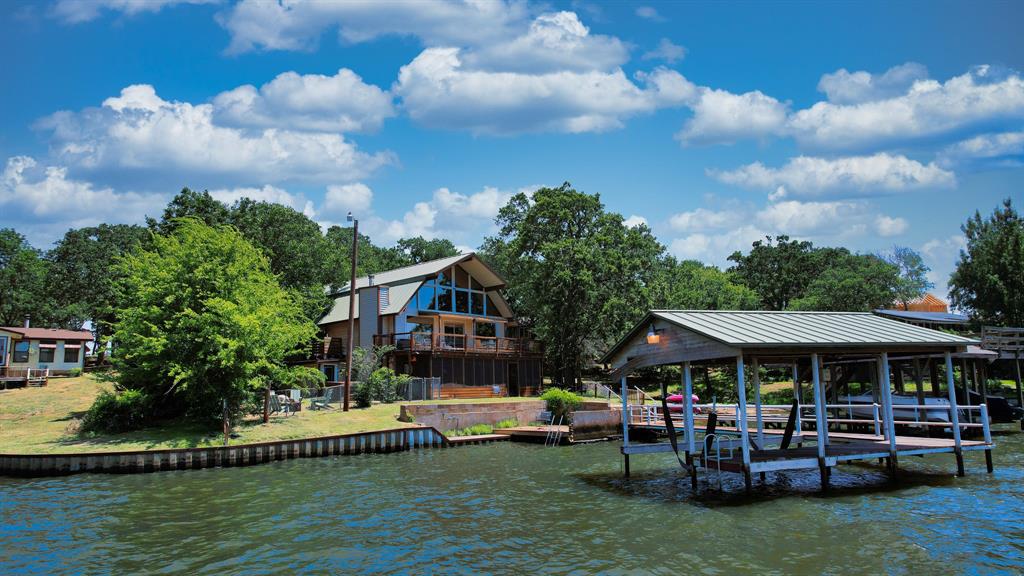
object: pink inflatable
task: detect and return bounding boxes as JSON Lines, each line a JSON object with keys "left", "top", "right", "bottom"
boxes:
{"left": 664, "top": 394, "right": 701, "bottom": 413}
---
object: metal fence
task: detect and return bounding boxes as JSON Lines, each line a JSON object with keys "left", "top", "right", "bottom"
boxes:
{"left": 398, "top": 377, "right": 442, "bottom": 401}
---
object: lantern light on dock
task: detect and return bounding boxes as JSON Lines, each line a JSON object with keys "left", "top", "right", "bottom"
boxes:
{"left": 646, "top": 325, "right": 661, "bottom": 344}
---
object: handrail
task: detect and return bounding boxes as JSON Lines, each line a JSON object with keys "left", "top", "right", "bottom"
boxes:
{"left": 373, "top": 332, "right": 542, "bottom": 355}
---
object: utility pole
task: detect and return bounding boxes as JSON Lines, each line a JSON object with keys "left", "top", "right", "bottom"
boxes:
{"left": 344, "top": 212, "right": 358, "bottom": 412}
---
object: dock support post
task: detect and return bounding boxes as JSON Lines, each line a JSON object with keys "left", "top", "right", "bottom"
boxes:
{"left": 878, "top": 353, "right": 899, "bottom": 479}
{"left": 913, "top": 359, "right": 926, "bottom": 428}
{"left": 980, "top": 403, "right": 993, "bottom": 473}
{"left": 929, "top": 359, "right": 941, "bottom": 398}
{"left": 752, "top": 358, "right": 766, "bottom": 483}
{"left": 683, "top": 362, "right": 698, "bottom": 489}
{"left": 961, "top": 359, "right": 973, "bottom": 424}
{"left": 736, "top": 355, "right": 752, "bottom": 492}
{"left": 792, "top": 363, "right": 802, "bottom": 433}
{"left": 620, "top": 375, "right": 630, "bottom": 478}
{"left": 945, "top": 352, "right": 965, "bottom": 477}
{"left": 1014, "top": 353, "right": 1023, "bottom": 416}
{"left": 811, "top": 353, "right": 828, "bottom": 489}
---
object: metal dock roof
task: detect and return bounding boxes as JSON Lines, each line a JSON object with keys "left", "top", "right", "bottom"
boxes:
{"left": 649, "top": 310, "right": 979, "bottom": 347}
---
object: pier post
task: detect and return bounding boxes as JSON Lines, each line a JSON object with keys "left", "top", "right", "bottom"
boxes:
{"left": 945, "top": 352, "right": 965, "bottom": 477}
{"left": 878, "top": 353, "right": 899, "bottom": 478}
{"left": 736, "top": 356, "right": 752, "bottom": 491}
{"left": 683, "top": 362, "right": 697, "bottom": 489}
{"left": 620, "top": 375, "right": 630, "bottom": 478}
{"left": 811, "top": 353, "right": 828, "bottom": 489}
{"left": 752, "top": 358, "right": 766, "bottom": 482}
{"left": 980, "top": 403, "right": 993, "bottom": 473}
{"left": 913, "top": 359, "right": 926, "bottom": 427}
{"left": 792, "top": 363, "right": 802, "bottom": 433}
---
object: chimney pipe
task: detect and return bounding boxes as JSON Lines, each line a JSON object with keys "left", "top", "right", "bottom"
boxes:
{"left": 24, "top": 314, "right": 30, "bottom": 328}
{"left": 368, "top": 274, "right": 375, "bottom": 286}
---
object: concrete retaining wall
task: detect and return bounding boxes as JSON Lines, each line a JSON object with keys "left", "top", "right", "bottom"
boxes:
{"left": 0, "top": 426, "right": 448, "bottom": 478}
{"left": 570, "top": 408, "right": 623, "bottom": 441}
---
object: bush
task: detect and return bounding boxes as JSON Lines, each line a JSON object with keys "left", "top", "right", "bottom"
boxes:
{"left": 352, "top": 368, "right": 414, "bottom": 408}
{"left": 448, "top": 423, "right": 494, "bottom": 437}
{"left": 80, "top": 389, "right": 151, "bottom": 434}
{"left": 353, "top": 381, "right": 374, "bottom": 408}
{"left": 494, "top": 418, "right": 519, "bottom": 429}
{"left": 68, "top": 367, "right": 83, "bottom": 377}
{"left": 540, "top": 388, "right": 581, "bottom": 423}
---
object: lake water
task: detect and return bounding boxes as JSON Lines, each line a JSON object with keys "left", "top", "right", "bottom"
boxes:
{"left": 2, "top": 429, "right": 1023, "bottom": 575}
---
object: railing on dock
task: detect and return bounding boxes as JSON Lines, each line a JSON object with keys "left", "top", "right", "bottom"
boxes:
{"left": 627, "top": 400, "right": 992, "bottom": 447}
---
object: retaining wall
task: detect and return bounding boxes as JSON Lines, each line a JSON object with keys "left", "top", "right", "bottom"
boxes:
{"left": 0, "top": 426, "right": 448, "bottom": 478}
{"left": 570, "top": 408, "right": 623, "bottom": 441}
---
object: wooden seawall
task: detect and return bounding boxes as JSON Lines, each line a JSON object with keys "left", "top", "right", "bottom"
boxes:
{"left": 0, "top": 426, "right": 451, "bottom": 478}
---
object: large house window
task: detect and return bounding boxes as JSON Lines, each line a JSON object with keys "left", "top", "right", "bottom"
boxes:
{"left": 64, "top": 345, "right": 80, "bottom": 363}
{"left": 39, "top": 341, "right": 56, "bottom": 363}
{"left": 416, "top": 265, "right": 505, "bottom": 318}
{"left": 0, "top": 336, "right": 7, "bottom": 367}
{"left": 13, "top": 341, "right": 29, "bottom": 363}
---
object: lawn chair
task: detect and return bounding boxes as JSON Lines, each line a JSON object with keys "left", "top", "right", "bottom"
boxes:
{"left": 269, "top": 392, "right": 297, "bottom": 417}
{"left": 309, "top": 387, "right": 333, "bottom": 410}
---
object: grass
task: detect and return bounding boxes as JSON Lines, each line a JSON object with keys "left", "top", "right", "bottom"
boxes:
{"left": 0, "top": 375, "right": 541, "bottom": 455}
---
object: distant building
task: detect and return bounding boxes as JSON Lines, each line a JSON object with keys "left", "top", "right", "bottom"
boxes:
{"left": 0, "top": 321, "right": 93, "bottom": 375}
{"left": 307, "top": 253, "right": 544, "bottom": 396}
{"left": 874, "top": 293, "right": 969, "bottom": 331}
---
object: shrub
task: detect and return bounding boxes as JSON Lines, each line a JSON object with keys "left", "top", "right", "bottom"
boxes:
{"left": 494, "top": 418, "right": 519, "bottom": 429}
{"left": 80, "top": 389, "right": 151, "bottom": 434}
{"left": 448, "top": 423, "right": 494, "bottom": 437}
{"left": 68, "top": 367, "right": 83, "bottom": 377}
{"left": 540, "top": 388, "right": 581, "bottom": 423}
{"left": 353, "top": 381, "right": 374, "bottom": 409}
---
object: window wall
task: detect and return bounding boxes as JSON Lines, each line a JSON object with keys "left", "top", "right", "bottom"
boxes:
{"left": 416, "top": 266, "right": 504, "bottom": 317}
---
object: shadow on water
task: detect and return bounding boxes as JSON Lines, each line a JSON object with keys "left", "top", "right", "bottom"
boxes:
{"left": 576, "top": 462, "right": 958, "bottom": 508}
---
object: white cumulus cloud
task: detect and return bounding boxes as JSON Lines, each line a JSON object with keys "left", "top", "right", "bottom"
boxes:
{"left": 789, "top": 66, "right": 1024, "bottom": 149}
{"left": 393, "top": 48, "right": 695, "bottom": 134}
{"left": 37, "top": 84, "right": 394, "bottom": 188}
{"left": 218, "top": 0, "right": 528, "bottom": 54}
{"left": 817, "top": 62, "right": 930, "bottom": 104}
{"left": 322, "top": 183, "right": 374, "bottom": 216}
{"left": 1, "top": 155, "right": 165, "bottom": 234}
{"left": 676, "top": 88, "right": 788, "bottom": 145}
{"left": 52, "top": 0, "right": 217, "bottom": 24}
{"left": 642, "top": 38, "right": 686, "bottom": 64}
{"left": 212, "top": 68, "right": 394, "bottom": 133}
{"left": 209, "top": 185, "right": 315, "bottom": 217}
{"left": 937, "top": 130, "right": 1024, "bottom": 168}
{"left": 710, "top": 153, "right": 955, "bottom": 198}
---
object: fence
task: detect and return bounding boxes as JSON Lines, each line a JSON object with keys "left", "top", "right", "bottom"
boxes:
{"left": 399, "top": 377, "right": 442, "bottom": 401}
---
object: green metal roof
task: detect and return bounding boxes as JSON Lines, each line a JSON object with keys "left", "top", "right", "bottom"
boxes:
{"left": 318, "top": 281, "right": 423, "bottom": 325}
{"left": 649, "top": 310, "right": 979, "bottom": 347}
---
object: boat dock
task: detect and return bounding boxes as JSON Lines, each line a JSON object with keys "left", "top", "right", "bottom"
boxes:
{"left": 602, "top": 310, "right": 995, "bottom": 492}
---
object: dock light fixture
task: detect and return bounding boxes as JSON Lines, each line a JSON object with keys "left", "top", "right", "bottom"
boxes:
{"left": 646, "top": 325, "right": 662, "bottom": 345}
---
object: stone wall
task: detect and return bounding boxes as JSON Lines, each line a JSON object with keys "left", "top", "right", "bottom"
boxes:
{"left": 570, "top": 408, "right": 623, "bottom": 441}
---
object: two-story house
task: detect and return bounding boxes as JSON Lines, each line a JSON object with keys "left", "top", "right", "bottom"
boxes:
{"left": 312, "top": 253, "right": 543, "bottom": 397}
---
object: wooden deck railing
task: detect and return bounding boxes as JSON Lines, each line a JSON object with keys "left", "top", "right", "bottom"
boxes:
{"left": 373, "top": 332, "right": 542, "bottom": 356}
{"left": 288, "top": 338, "right": 346, "bottom": 363}
{"left": 981, "top": 326, "right": 1024, "bottom": 353}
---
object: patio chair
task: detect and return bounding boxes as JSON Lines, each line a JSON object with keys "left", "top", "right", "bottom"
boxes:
{"left": 269, "top": 392, "right": 297, "bottom": 416}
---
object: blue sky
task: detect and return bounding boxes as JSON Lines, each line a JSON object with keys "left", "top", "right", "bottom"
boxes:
{"left": 2, "top": 0, "right": 1022, "bottom": 297}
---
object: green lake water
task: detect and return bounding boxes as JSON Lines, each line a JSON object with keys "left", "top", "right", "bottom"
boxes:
{"left": 2, "top": 429, "right": 1023, "bottom": 575}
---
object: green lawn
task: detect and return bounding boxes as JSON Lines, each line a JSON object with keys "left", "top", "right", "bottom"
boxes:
{"left": 0, "top": 375, "right": 542, "bottom": 455}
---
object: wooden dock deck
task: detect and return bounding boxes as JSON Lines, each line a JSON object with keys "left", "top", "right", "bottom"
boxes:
{"left": 493, "top": 425, "right": 570, "bottom": 444}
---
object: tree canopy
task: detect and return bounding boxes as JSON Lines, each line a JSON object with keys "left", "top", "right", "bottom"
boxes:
{"left": 483, "top": 183, "right": 669, "bottom": 386}
{"left": 47, "top": 224, "right": 151, "bottom": 346}
{"left": 0, "top": 229, "right": 54, "bottom": 327}
{"left": 950, "top": 198, "right": 1024, "bottom": 326}
{"left": 111, "top": 219, "right": 319, "bottom": 420}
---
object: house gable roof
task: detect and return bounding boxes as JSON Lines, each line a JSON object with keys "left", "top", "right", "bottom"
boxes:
{"left": 0, "top": 327, "right": 94, "bottom": 341}
{"left": 328, "top": 253, "right": 505, "bottom": 297}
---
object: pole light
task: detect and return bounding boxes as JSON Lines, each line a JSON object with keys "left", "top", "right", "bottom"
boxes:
{"left": 343, "top": 212, "right": 357, "bottom": 412}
